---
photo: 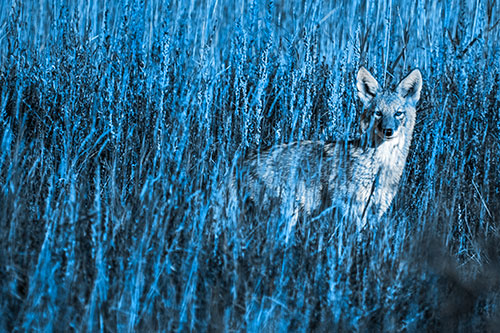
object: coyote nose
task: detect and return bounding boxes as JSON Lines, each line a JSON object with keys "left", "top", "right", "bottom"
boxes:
{"left": 383, "top": 129, "right": 393, "bottom": 137}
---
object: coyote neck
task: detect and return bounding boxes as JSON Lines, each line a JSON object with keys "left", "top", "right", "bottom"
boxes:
{"left": 326, "top": 120, "right": 415, "bottom": 222}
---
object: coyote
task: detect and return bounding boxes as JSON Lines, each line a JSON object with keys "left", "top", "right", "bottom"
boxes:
{"left": 232, "top": 67, "right": 422, "bottom": 228}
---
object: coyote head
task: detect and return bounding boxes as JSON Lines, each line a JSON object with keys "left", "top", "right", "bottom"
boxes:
{"left": 356, "top": 67, "right": 422, "bottom": 141}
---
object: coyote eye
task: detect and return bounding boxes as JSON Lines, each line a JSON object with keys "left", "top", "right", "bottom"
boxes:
{"left": 375, "top": 111, "right": 383, "bottom": 118}
{"left": 395, "top": 111, "right": 404, "bottom": 117}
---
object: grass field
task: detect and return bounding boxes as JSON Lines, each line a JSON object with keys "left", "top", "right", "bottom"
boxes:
{"left": 0, "top": 0, "right": 499, "bottom": 331}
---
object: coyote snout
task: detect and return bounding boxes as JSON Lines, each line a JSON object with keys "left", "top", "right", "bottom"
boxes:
{"left": 232, "top": 67, "right": 422, "bottom": 228}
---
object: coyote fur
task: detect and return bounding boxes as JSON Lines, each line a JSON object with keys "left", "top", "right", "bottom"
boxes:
{"left": 233, "top": 67, "right": 422, "bottom": 227}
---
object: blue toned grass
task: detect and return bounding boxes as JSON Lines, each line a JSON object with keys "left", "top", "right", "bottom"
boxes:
{"left": 0, "top": 0, "right": 499, "bottom": 331}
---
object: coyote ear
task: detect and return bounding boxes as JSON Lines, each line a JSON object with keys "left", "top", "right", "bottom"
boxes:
{"left": 397, "top": 69, "right": 422, "bottom": 106}
{"left": 357, "top": 67, "right": 380, "bottom": 106}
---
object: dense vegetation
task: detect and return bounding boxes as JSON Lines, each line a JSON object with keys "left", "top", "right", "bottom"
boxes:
{"left": 0, "top": 0, "right": 499, "bottom": 331}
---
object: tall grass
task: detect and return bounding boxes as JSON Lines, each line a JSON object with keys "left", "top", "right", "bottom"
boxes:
{"left": 0, "top": 0, "right": 499, "bottom": 331}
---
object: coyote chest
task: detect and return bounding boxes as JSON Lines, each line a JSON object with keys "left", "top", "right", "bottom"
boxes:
{"left": 334, "top": 135, "right": 409, "bottom": 221}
